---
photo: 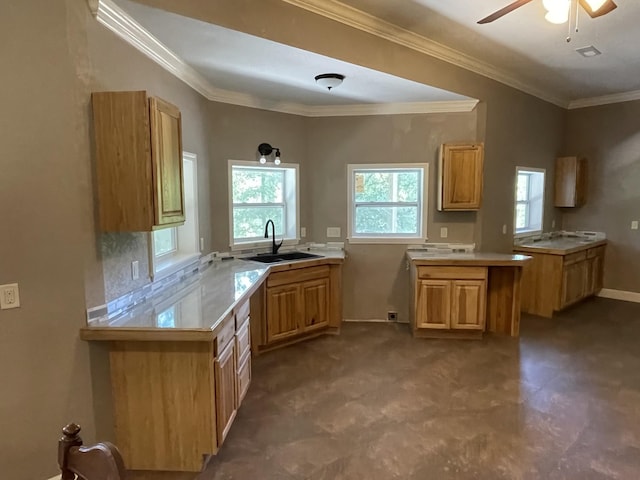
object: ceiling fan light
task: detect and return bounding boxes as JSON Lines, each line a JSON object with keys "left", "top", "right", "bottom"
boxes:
{"left": 584, "top": 0, "right": 607, "bottom": 11}
{"left": 545, "top": 8, "right": 569, "bottom": 23}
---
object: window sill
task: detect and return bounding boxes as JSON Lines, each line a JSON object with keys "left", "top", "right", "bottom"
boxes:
{"left": 152, "top": 252, "right": 200, "bottom": 282}
{"left": 514, "top": 229, "right": 542, "bottom": 239}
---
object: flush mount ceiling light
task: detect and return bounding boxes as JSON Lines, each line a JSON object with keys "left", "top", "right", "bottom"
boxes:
{"left": 257, "top": 143, "right": 281, "bottom": 165}
{"left": 314, "top": 73, "right": 345, "bottom": 91}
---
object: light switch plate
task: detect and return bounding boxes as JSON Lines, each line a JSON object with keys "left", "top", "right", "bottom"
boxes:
{"left": 440, "top": 227, "right": 448, "bottom": 238}
{"left": 131, "top": 261, "right": 139, "bottom": 280}
{"left": 0, "top": 283, "right": 20, "bottom": 310}
{"left": 300, "top": 227, "right": 307, "bottom": 238}
{"left": 327, "top": 227, "right": 341, "bottom": 238}
{"left": 632, "top": 221, "right": 639, "bottom": 230}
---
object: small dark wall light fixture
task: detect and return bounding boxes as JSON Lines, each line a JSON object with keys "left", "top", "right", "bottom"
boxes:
{"left": 314, "top": 73, "right": 345, "bottom": 91}
{"left": 258, "top": 143, "right": 281, "bottom": 165}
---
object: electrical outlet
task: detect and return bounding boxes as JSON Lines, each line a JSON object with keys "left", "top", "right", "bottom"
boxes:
{"left": 327, "top": 227, "right": 341, "bottom": 238}
{"left": 300, "top": 227, "right": 307, "bottom": 238}
{"left": 200, "top": 237, "right": 204, "bottom": 251}
{"left": 502, "top": 224, "right": 507, "bottom": 235}
{"left": 387, "top": 311, "right": 398, "bottom": 321}
{"left": 0, "top": 283, "right": 20, "bottom": 310}
{"left": 632, "top": 221, "right": 639, "bottom": 230}
{"left": 552, "top": 219, "right": 556, "bottom": 228}
{"left": 440, "top": 227, "right": 448, "bottom": 238}
{"left": 131, "top": 261, "right": 139, "bottom": 280}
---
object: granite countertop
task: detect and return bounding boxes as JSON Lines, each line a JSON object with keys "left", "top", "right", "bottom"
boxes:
{"left": 513, "top": 238, "right": 607, "bottom": 255}
{"left": 81, "top": 250, "right": 345, "bottom": 341}
{"left": 407, "top": 251, "right": 531, "bottom": 266}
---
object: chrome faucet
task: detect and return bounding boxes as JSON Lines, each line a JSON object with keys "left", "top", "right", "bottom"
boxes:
{"left": 264, "top": 219, "right": 283, "bottom": 255}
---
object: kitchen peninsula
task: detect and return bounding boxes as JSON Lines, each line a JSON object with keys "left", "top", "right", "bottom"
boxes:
{"left": 407, "top": 250, "right": 531, "bottom": 339}
{"left": 80, "top": 252, "right": 344, "bottom": 472}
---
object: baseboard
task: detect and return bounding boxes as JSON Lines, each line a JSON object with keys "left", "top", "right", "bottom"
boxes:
{"left": 597, "top": 289, "right": 640, "bottom": 304}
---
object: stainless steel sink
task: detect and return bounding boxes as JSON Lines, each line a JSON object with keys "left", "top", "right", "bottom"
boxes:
{"left": 243, "top": 251, "right": 323, "bottom": 263}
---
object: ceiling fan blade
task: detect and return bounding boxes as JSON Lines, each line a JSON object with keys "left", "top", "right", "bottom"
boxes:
{"left": 578, "top": 0, "right": 617, "bottom": 18}
{"left": 478, "top": 0, "right": 535, "bottom": 24}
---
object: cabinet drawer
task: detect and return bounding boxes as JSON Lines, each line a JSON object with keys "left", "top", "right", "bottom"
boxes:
{"left": 214, "top": 313, "right": 235, "bottom": 357}
{"left": 236, "top": 354, "right": 251, "bottom": 406}
{"left": 235, "top": 319, "right": 251, "bottom": 362}
{"left": 267, "top": 265, "right": 330, "bottom": 288}
{"left": 587, "top": 246, "right": 605, "bottom": 259}
{"left": 563, "top": 251, "right": 587, "bottom": 265}
{"left": 234, "top": 299, "right": 250, "bottom": 329}
{"left": 417, "top": 266, "right": 487, "bottom": 280}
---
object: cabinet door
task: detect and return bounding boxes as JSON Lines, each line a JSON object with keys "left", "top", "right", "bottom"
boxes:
{"left": 561, "top": 261, "right": 588, "bottom": 307}
{"left": 416, "top": 280, "right": 451, "bottom": 329}
{"left": 554, "top": 156, "right": 587, "bottom": 208}
{"left": 149, "top": 97, "right": 185, "bottom": 226}
{"left": 214, "top": 341, "right": 237, "bottom": 446}
{"left": 236, "top": 354, "right": 251, "bottom": 407}
{"left": 439, "top": 143, "right": 484, "bottom": 210}
{"left": 300, "top": 278, "right": 330, "bottom": 332}
{"left": 587, "top": 252, "right": 604, "bottom": 295}
{"left": 266, "top": 284, "right": 300, "bottom": 343}
{"left": 451, "top": 280, "right": 486, "bottom": 330}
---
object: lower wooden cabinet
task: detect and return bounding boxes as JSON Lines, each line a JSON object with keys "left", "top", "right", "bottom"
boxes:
{"left": 413, "top": 267, "right": 487, "bottom": 338}
{"left": 107, "top": 300, "right": 252, "bottom": 472}
{"left": 514, "top": 243, "right": 606, "bottom": 318}
{"left": 262, "top": 265, "right": 334, "bottom": 348}
{"left": 214, "top": 339, "right": 237, "bottom": 446}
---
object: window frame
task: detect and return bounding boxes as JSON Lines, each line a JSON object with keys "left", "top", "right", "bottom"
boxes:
{"left": 514, "top": 166, "right": 545, "bottom": 238}
{"left": 347, "top": 163, "right": 429, "bottom": 244}
{"left": 149, "top": 152, "right": 200, "bottom": 280}
{"left": 228, "top": 160, "right": 300, "bottom": 250}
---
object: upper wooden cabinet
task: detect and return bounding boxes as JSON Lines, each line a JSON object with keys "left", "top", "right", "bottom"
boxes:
{"left": 91, "top": 91, "right": 185, "bottom": 231}
{"left": 437, "top": 143, "right": 484, "bottom": 211}
{"left": 554, "top": 156, "right": 587, "bottom": 208}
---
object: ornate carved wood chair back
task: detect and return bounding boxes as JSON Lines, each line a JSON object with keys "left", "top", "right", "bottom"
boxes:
{"left": 58, "top": 423, "right": 127, "bottom": 480}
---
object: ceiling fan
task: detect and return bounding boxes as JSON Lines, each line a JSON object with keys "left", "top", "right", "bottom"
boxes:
{"left": 478, "top": 0, "right": 617, "bottom": 24}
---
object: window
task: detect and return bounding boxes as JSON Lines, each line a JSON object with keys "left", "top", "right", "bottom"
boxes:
{"left": 150, "top": 152, "right": 200, "bottom": 279}
{"left": 514, "top": 167, "right": 545, "bottom": 236}
{"left": 229, "top": 160, "right": 299, "bottom": 249}
{"left": 347, "top": 164, "right": 428, "bottom": 243}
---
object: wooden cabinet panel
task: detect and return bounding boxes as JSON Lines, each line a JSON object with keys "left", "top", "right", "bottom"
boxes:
{"left": 236, "top": 354, "right": 251, "bottom": 406}
{"left": 214, "top": 341, "right": 237, "bottom": 447}
{"left": 555, "top": 156, "right": 587, "bottom": 208}
{"left": 438, "top": 143, "right": 484, "bottom": 211}
{"left": 91, "top": 91, "right": 185, "bottom": 231}
{"left": 586, "top": 247, "right": 605, "bottom": 295}
{"left": 301, "top": 278, "right": 330, "bottom": 332}
{"left": 266, "top": 284, "right": 300, "bottom": 343}
{"left": 416, "top": 280, "right": 451, "bottom": 329}
{"left": 561, "top": 260, "right": 588, "bottom": 308}
{"left": 150, "top": 97, "right": 185, "bottom": 226}
{"left": 451, "top": 280, "right": 486, "bottom": 330}
{"left": 234, "top": 320, "right": 251, "bottom": 362}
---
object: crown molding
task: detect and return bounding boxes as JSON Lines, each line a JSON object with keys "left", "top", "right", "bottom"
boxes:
{"left": 302, "top": 99, "right": 479, "bottom": 117}
{"left": 568, "top": 89, "right": 640, "bottom": 110}
{"left": 92, "top": 0, "right": 480, "bottom": 117}
{"left": 281, "top": 0, "right": 569, "bottom": 108}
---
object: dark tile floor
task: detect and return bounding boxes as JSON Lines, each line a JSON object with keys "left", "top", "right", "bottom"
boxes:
{"left": 131, "top": 298, "right": 640, "bottom": 480}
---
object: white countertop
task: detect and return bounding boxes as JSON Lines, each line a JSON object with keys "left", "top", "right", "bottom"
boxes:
{"left": 82, "top": 251, "right": 345, "bottom": 340}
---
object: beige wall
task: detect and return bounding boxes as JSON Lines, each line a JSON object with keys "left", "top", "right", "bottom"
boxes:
{"left": 563, "top": 100, "right": 640, "bottom": 293}
{"left": 306, "top": 112, "right": 479, "bottom": 321}
{"left": 0, "top": 1, "right": 96, "bottom": 479}
{"left": 0, "top": 1, "right": 572, "bottom": 478}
